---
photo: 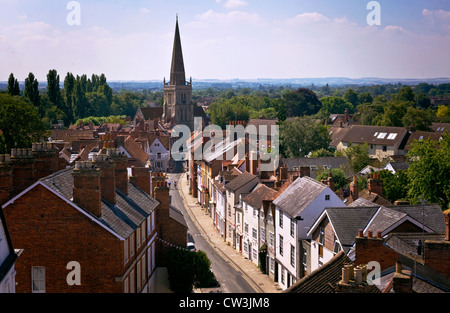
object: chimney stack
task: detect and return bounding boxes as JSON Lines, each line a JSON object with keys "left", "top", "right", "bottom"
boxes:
{"left": 250, "top": 151, "right": 258, "bottom": 176}
{"left": 72, "top": 161, "right": 102, "bottom": 217}
{"left": 32, "top": 142, "right": 59, "bottom": 180}
{"left": 131, "top": 167, "right": 151, "bottom": 196}
{"left": 92, "top": 153, "right": 116, "bottom": 205}
{"left": 327, "top": 172, "right": 335, "bottom": 191}
{"left": 0, "top": 154, "right": 13, "bottom": 205}
{"left": 108, "top": 148, "right": 128, "bottom": 195}
{"left": 368, "top": 172, "right": 383, "bottom": 196}
{"left": 444, "top": 206, "right": 450, "bottom": 242}
{"left": 393, "top": 262, "right": 413, "bottom": 293}
{"left": 350, "top": 175, "right": 359, "bottom": 202}
{"left": 10, "top": 148, "right": 36, "bottom": 197}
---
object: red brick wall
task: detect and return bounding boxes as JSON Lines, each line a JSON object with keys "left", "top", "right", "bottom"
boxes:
{"left": 424, "top": 241, "right": 450, "bottom": 277}
{"left": 3, "top": 184, "right": 125, "bottom": 293}
{"left": 354, "top": 236, "right": 398, "bottom": 270}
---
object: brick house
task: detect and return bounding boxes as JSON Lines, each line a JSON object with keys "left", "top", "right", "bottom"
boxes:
{"left": 2, "top": 148, "right": 186, "bottom": 293}
{"left": 0, "top": 204, "right": 18, "bottom": 293}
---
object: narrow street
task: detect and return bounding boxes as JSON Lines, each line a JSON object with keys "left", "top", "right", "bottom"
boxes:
{"left": 168, "top": 173, "right": 260, "bottom": 293}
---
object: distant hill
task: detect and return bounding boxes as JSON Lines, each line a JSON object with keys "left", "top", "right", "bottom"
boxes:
{"left": 2, "top": 77, "right": 450, "bottom": 92}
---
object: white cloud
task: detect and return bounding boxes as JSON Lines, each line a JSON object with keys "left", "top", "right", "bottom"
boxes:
{"left": 422, "top": 9, "right": 450, "bottom": 21}
{"left": 288, "top": 12, "right": 330, "bottom": 25}
{"left": 383, "top": 25, "right": 405, "bottom": 32}
{"left": 140, "top": 8, "right": 151, "bottom": 14}
{"left": 223, "top": 0, "right": 248, "bottom": 10}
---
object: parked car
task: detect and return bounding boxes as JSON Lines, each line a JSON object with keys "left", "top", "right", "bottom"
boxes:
{"left": 187, "top": 242, "right": 196, "bottom": 252}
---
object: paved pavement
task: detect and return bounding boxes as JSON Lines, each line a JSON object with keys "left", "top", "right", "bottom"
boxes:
{"left": 175, "top": 172, "right": 282, "bottom": 294}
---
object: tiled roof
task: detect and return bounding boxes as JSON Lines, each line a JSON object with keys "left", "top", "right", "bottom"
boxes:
{"left": 224, "top": 171, "right": 259, "bottom": 192}
{"left": 242, "top": 184, "right": 278, "bottom": 209}
{"left": 341, "top": 125, "right": 407, "bottom": 146}
{"left": 281, "top": 157, "right": 351, "bottom": 178}
{"left": 273, "top": 176, "right": 327, "bottom": 217}
{"left": 39, "top": 168, "right": 159, "bottom": 239}
{"left": 285, "top": 251, "right": 380, "bottom": 293}
{"left": 325, "top": 207, "right": 378, "bottom": 253}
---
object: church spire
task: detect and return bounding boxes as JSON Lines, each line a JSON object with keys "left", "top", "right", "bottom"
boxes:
{"left": 170, "top": 15, "right": 186, "bottom": 86}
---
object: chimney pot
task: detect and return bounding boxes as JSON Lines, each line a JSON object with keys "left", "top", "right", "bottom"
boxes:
{"left": 367, "top": 230, "right": 373, "bottom": 238}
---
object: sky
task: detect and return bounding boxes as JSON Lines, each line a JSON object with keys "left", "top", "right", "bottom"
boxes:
{"left": 0, "top": 0, "right": 449, "bottom": 82}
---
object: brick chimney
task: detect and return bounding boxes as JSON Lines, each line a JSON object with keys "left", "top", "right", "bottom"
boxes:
{"left": 108, "top": 148, "right": 128, "bottom": 195}
{"left": 250, "top": 151, "right": 258, "bottom": 176}
{"left": 368, "top": 172, "right": 383, "bottom": 196}
{"left": 350, "top": 175, "right": 359, "bottom": 202}
{"left": 131, "top": 167, "right": 151, "bottom": 196}
{"left": 445, "top": 206, "right": 450, "bottom": 242}
{"left": 299, "top": 166, "right": 310, "bottom": 178}
{"left": 32, "top": 142, "right": 59, "bottom": 180}
{"left": 153, "top": 176, "right": 170, "bottom": 235}
{"left": 10, "top": 148, "right": 36, "bottom": 197}
{"left": 72, "top": 161, "right": 102, "bottom": 217}
{"left": 93, "top": 153, "right": 116, "bottom": 204}
{"left": 0, "top": 154, "right": 13, "bottom": 205}
{"left": 392, "top": 262, "right": 413, "bottom": 293}
{"left": 327, "top": 172, "right": 335, "bottom": 191}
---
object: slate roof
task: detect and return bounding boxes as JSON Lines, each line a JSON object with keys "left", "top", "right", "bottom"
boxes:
{"left": 325, "top": 207, "right": 378, "bottom": 253}
{"left": 39, "top": 168, "right": 159, "bottom": 239}
{"left": 281, "top": 157, "right": 351, "bottom": 178}
{"left": 242, "top": 184, "right": 278, "bottom": 209}
{"left": 224, "top": 171, "right": 259, "bottom": 192}
{"left": 272, "top": 176, "right": 327, "bottom": 217}
{"left": 322, "top": 203, "right": 445, "bottom": 253}
{"left": 284, "top": 251, "right": 381, "bottom": 293}
{"left": 340, "top": 125, "right": 408, "bottom": 146}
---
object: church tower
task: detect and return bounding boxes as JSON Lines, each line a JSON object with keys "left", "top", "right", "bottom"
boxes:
{"left": 163, "top": 16, "right": 194, "bottom": 130}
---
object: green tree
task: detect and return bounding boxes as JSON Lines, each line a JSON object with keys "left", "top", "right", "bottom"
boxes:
{"left": 0, "top": 94, "right": 46, "bottom": 153}
{"left": 316, "top": 168, "right": 347, "bottom": 191}
{"left": 436, "top": 105, "right": 450, "bottom": 123}
{"left": 406, "top": 133, "right": 450, "bottom": 210}
{"left": 281, "top": 88, "right": 321, "bottom": 118}
{"left": 343, "top": 143, "right": 371, "bottom": 173}
{"left": 319, "top": 96, "right": 354, "bottom": 114}
{"left": 24, "top": 72, "right": 40, "bottom": 108}
{"left": 343, "top": 88, "right": 359, "bottom": 107}
{"left": 378, "top": 169, "right": 409, "bottom": 203}
{"left": 63, "top": 72, "right": 76, "bottom": 124}
{"left": 72, "top": 78, "right": 88, "bottom": 120}
{"left": 47, "top": 69, "right": 63, "bottom": 108}
{"left": 402, "top": 106, "right": 433, "bottom": 131}
{"left": 279, "top": 116, "right": 331, "bottom": 158}
{"left": 7, "top": 73, "right": 20, "bottom": 96}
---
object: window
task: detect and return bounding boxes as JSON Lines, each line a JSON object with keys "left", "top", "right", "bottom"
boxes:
{"left": 137, "top": 260, "right": 141, "bottom": 292}
{"left": 333, "top": 235, "right": 340, "bottom": 254}
{"left": 279, "top": 235, "right": 284, "bottom": 256}
{"left": 130, "top": 269, "right": 135, "bottom": 293}
{"left": 32, "top": 266, "right": 45, "bottom": 293}
{"left": 279, "top": 212, "right": 283, "bottom": 228}
{"left": 269, "top": 232, "right": 274, "bottom": 247}
{"left": 383, "top": 145, "right": 387, "bottom": 152}
{"left": 377, "top": 132, "right": 387, "bottom": 139}
{"left": 253, "top": 208, "right": 257, "bottom": 218}
{"left": 244, "top": 223, "right": 249, "bottom": 235}
{"left": 252, "top": 228, "right": 257, "bottom": 240}
{"left": 290, "top": 244, "right": 295, "bottom": 267}
{"left": 302, "top": 249, "right": 308, "bottom": 276}
{"left": 319, "top": 226, "right": 325, "bottom": 245}
{"left": 260, "top": 227, "right": 266, "bottom": 242}
{"left": 253, "top": 248, "right": 257, "bottom": 261}
{"left": 157, "top": 152, "right": 161, "bottom": 159}
{"left": 290, "top": 219, "right": 295, "bottom": 237}
{"left": 124, "top": 239, "right": 129, "bottom": 264}
{"left": 270, "top": 257, "right": 275, "bottom": 273}
{"left": 124, "top": 277, "right": 129, "bottom": 293}
{"left": 387, "top": 133, "right": 397, "bottom": 140}
{"left": 325, "top": 194, "right": 330, "bottom": 201}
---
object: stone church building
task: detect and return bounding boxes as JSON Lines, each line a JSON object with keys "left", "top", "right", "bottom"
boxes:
{"left": 163, "top": 16, "right": 195, "bottom": 131}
